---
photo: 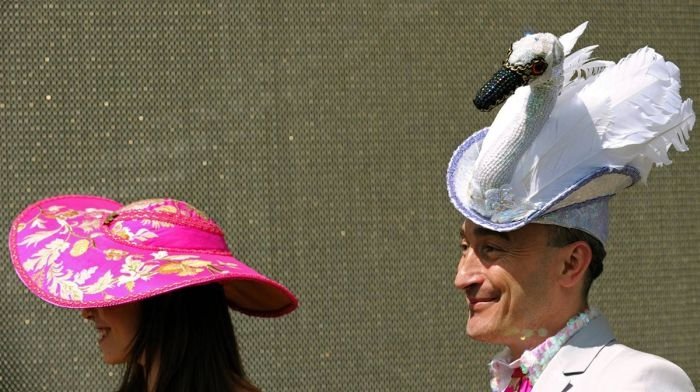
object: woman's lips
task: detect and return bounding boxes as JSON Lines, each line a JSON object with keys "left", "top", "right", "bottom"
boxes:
{"left": 96, "top": 327, "right": 109, "bottom": 343}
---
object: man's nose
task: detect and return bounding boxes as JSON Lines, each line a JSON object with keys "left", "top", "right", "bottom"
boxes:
{"left": 454, "top": 248, "right": 485, "bottom": 289}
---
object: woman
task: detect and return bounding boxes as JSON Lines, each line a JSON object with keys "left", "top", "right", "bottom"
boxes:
{"left": 9, "top": 195, "right": 298, "bottom": 391}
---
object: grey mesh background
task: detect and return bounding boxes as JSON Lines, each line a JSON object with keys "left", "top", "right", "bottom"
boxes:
{"left": 1, "top": 1, "right": 698, "bottom": 391}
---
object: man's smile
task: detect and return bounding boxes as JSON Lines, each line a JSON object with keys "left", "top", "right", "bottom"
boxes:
{"left": 466, "top": 294, "right": 500, "bottom": 311}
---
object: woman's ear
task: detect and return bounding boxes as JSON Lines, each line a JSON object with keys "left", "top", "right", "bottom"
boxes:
{"left": 558, "top": 240, "right": 592, "bottom": 289}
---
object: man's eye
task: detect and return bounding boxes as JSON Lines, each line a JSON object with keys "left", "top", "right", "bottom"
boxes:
{"left": 480, "top": 245, "right": 500, "bottom": 254}
{"left": 460, "top": 243, "right": 470, "bottom": 252}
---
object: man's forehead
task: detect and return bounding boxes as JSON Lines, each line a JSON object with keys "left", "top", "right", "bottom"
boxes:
{"left": 460, "top": 220, "right": 552, "bottom": 241}
{"left": 460, "top": 220, "right": 512, "bottom": 241}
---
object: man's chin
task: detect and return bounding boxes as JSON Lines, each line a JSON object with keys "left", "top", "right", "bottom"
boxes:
{"left": 466, "top": 327, "right": 514, "bottom": 346}
{"left": 466, "top": 320, "right": 495, "bottom": 342}
{"left": 466, "top": 317, "right": 510, "bottom": 344}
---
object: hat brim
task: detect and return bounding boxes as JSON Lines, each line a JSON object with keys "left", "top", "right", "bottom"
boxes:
{"left": 9, "top": 195, "right": 297, "bottom": 318}
{"left": 447, "top": 128, "right": 641, "bottom": 232}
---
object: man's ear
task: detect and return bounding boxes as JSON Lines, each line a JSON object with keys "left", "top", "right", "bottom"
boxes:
{"left": 558, "top": 241, "right": 592, "bottom": 288}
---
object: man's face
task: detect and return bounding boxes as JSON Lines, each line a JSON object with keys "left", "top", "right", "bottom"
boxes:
{"left": 454, "top": 221, "right": 564, "bottom": 346}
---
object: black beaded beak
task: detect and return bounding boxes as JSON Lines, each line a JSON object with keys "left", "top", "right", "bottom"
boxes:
{"left": 473, "top": 67, "right": 528, "bottom": 112}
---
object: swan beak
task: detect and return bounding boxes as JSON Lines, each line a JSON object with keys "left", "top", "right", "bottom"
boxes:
{"left": 473, "top": 67, "right": 528, "bottom": 112}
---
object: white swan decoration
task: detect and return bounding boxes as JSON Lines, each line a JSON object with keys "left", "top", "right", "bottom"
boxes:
{"left": 447, "top": 22, "right": 695, "bottom": 229}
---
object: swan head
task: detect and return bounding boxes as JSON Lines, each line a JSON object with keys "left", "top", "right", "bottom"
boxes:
{"left": 474, "top": 33, "right": 565, "bottom": 111}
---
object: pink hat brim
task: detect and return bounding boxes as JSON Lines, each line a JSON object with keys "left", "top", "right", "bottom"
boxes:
{"left": 9, "top": 195, "right": 298, "bottom": 318}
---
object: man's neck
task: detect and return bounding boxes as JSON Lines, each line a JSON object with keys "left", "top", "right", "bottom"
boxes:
{"left": 507, "top": 304, "right": 588, "bottom": 359}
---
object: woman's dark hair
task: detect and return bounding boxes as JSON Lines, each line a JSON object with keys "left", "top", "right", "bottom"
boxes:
{"left": 118, "top": 283, "right": 259, "bottom": 392}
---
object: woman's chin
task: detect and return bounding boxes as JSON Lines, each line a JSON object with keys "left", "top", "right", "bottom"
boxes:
{"left": 101, "top": 354, "right": 128, "bottom": 365}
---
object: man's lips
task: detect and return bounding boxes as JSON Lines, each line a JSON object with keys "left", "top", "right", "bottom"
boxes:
{"left": 467, "top": 296, "right": 499, "bottom": 311}
{"left": 468, "top": 297, "right": 498, "bottom": 305}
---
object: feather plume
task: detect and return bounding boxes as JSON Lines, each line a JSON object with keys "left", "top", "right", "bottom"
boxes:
{"left": 510, "top": 46, "right": 693, "bottom": 201}
{"left": 563, "top": 45, "right": 598, "bottom": 79}
{"left": 558, "top": 21, "right": 588, "bottom": 55}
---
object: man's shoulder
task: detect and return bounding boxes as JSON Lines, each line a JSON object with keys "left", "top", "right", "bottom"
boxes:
{"left": 597, "top": 341, "right": 686, "bottom": 372}
{"left": 540, "top": 315, "right": 696, "bottom": 391}
{"left": 583, "top": 341, "right": 695, "bottom": 391}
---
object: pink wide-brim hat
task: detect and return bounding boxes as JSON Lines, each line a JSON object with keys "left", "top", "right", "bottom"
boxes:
{"left": 9, "top": 195, "right": 298, "bottom": 318}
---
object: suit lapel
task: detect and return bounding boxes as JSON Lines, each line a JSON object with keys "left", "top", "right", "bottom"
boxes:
{"left": 532, "top": 315, "right": 616, "bottom": 392}
{"left": 531, "top": 358, "right": 571, "bottom": 392}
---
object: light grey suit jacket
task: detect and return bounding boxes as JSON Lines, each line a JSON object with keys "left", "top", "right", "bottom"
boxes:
{"left": 532, "top": 315, "right": 695, "bottom": 392}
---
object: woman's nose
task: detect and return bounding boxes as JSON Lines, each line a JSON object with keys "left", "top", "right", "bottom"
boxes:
{"left": 80, "top": 308, "right": 94, "bottom": 320}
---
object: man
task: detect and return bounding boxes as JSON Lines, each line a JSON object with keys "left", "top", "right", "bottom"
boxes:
{"left": 446, "top": 22, "right": 696, "bottom": 391}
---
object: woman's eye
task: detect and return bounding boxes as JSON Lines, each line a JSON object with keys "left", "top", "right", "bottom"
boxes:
{"left": 460, "top": 243, "right": 470, "bottom": 252}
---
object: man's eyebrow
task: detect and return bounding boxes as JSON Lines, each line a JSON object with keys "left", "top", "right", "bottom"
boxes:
{"left": 473, "top": 227, "right": 511, "bottom": 241}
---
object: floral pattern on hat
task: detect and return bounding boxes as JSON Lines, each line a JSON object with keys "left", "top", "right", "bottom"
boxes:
{"left": 17, "top": 203, "right": 235, "bottom": 302}
{"left": 9, "top": 195, "right": 297, "bottom": 317}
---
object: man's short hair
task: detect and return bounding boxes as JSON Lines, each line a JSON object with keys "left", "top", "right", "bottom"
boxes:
{"left": 547, "top": 225, "right": 606, "bottom": 299}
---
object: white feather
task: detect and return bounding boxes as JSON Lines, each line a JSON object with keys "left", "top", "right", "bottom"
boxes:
{"left": 563, "top": 45, "right": 598, "bottom": 80}
{"left": 558, "top": 21, "right": 588, "bottom": 55}
{"left": 508, "top": 44, "right": 694, "bottom": 202}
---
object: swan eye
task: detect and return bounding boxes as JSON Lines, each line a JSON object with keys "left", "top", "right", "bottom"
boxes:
{"left": 531, "top": 59, "right": 547, "bottom": 75}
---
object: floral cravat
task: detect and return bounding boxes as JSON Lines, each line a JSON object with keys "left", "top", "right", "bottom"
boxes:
{"left": 489, "top": 308, "right": 600, "bottom": 392}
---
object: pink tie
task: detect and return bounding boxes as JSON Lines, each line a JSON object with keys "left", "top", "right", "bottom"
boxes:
{"left": 504, "top": 368, "right": 533, "bottom": 392}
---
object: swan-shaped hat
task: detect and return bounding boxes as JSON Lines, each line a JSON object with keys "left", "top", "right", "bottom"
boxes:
{"left": 447, "top": 22, "right": 695, "bottom": 243}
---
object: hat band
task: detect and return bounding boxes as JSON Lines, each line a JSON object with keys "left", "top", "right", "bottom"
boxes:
{"left": 106, "top": 210, "right": 224, "bottom": 234}
{"left": 534, "top": 197, "right": 610, "bottom": 244}
{"left": 103, "top": 211, "right": 231, "bottom": 254}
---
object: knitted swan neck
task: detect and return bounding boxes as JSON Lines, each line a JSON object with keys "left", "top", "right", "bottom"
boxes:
{"left": 473, "top": 77, "right": 562, "bottom": 192}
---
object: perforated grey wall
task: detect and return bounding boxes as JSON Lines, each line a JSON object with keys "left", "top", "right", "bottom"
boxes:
{"left": 1, "top": 1, "right": 698, "bottom": 391}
